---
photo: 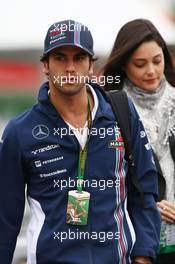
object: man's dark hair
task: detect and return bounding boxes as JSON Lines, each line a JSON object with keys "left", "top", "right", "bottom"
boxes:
{"left": 40, "top": 53, "right": 49, "bottom": 63}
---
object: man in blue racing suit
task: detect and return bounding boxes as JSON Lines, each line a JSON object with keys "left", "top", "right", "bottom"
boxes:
{"left": 0, "top": 19, "right": 160, "bottom": 264}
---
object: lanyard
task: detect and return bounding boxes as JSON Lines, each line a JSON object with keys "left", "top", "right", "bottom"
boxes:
{"left": 77, "top": 95, "right": 92, "bottom": 192}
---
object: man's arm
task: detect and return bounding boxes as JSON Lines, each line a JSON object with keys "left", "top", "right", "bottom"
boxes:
{"left": 128, "top": 99, "right": 161, "bottom": 261}
{"left": 0, "top": 121, "right": 26, "bottom": 264}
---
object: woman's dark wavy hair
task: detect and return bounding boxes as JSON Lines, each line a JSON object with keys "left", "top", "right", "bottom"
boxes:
{"left": 103, "top": 19, "right": 175, "bottom": 90}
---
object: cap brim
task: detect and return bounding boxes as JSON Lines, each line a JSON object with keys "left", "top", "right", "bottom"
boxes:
{"left": 44, "top": 43, "right": 94, "bottom": 56}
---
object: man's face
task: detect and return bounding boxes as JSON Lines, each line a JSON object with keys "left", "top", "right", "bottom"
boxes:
{"left": 43, "top": 46, "right": 93, "bottom": 96}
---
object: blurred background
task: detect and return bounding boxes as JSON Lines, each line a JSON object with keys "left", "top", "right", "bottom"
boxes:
{"left": 1, "top": 0, "right": 175, "bottom": 263}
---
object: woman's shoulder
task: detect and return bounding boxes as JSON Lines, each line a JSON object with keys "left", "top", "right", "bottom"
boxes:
{"left": 160, "top": 81, "right": 175, "bottom": 108}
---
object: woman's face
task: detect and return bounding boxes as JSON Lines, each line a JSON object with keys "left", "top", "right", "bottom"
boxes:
{"left": 124, "top": 41, "right": 165, "bottom": 91}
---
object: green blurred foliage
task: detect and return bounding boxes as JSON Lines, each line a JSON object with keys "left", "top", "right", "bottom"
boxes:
{"left": 0, "top": 92, "right": 36, "bottom": 119}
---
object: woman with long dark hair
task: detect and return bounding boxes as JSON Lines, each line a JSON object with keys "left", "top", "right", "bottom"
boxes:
{"left": 103, "top": 19, "right": 175, "bottom": 264}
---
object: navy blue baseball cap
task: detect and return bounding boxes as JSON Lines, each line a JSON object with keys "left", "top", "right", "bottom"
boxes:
{"left": 43, "top": 20, "right": 94, "bottom": 56}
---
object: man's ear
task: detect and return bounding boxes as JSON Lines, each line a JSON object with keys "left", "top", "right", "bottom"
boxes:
{"left": 88, "top": 60, "right": 94, "bottom": 77}
{"left": 42, "top": 61, "right": 49, "bottom": 76}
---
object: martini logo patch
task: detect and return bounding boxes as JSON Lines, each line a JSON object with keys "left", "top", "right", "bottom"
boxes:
{"left": 108, "top": 129, "right": 124, "bottom": 151}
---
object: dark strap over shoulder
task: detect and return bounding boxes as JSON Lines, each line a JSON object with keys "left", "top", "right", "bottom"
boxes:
{"left": 106, "top": 90, "right": 131, "bottom": 161}
{"left": 106, "top": 90, "right": 145, "bottom": 206}
{"left": 152, "top": 150, "right": 166, "bottom": 201}
{"left": 169, "top": 133, "right": 175, "bottom": 163}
